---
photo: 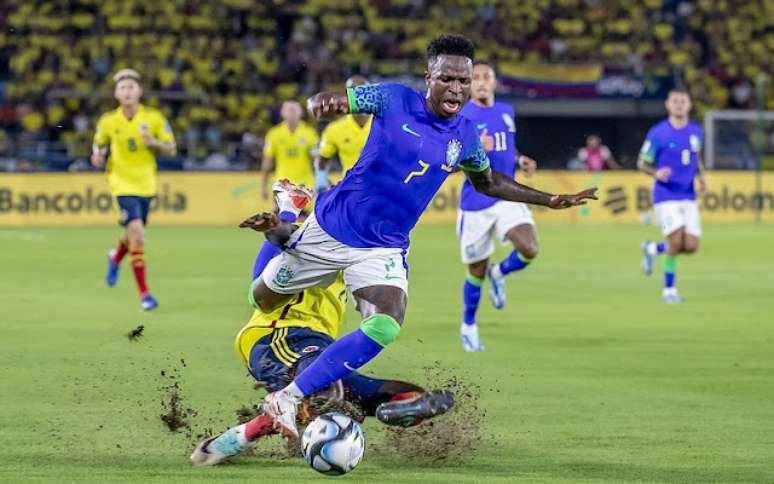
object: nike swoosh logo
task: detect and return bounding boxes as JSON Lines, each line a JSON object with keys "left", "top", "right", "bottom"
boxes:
{"left": 401, "top": 123, "right": 421, "bottom": 137}
{"left": 343, "top": 361, "right": 357, "bottom": 372}
{"left": 476, "top": 123, "right": 487, "bottom": 130}
{"left": 385, "top": 275, "right": 402, "bottom": 280}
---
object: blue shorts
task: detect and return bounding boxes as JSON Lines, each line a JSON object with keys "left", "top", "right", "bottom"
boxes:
{"left": 116, "top": 196, "right": 152, "bottom": 226}
{"left": 248, "top": 326, "right": 385, "bottom": 402}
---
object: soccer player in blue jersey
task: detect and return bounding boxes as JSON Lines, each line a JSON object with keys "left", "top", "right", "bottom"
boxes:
{"left": 638, "top": 89, "right": 707, "bottom": 303}
{"left": 456, "top": 62, "right": 540, "bottom": 352}
{"left": 248, "top": 34, "right": 597, "bottom": 437}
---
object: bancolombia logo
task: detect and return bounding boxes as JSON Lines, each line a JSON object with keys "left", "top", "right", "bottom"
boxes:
{"left": 636, "top": 186, "right": 774, "bottom": 212}
{"left": 0, "top": 184, "right": 187, "bottom": 214}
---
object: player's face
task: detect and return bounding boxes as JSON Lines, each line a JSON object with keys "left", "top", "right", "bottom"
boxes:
{"left": 666, "top": 92, "right": 692, "bottom": 119}
{"left": 114, "top": 79, "right": 142, "bottom": 106}
{"left": 281, "top": 102, "right": 302, "bottom": 124}
{"left": 472, "top": 64, "right": 496, "bottom": 104}
{"left": 425, "top": 54, "right": 473, "bottom": 119}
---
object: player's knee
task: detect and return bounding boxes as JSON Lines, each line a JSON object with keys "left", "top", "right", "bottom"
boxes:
{"left": 682, "top": 241, "right": 699, "bottom": 254}
{"left": 361, "top": 314, "right": 401, "bottom": 347}
{"left": 519, "top": 241, "right": 539, "bottom": 260}
{"left": 127, "top": 220, "right": 144, "bottom": 246}
{"left": 468, "top": 260, "right": 487, "bottom": 279}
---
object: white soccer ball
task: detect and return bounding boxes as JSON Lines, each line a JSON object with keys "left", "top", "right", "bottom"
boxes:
{"left": 302, "top": 412, "right": 365, "bottom": 475}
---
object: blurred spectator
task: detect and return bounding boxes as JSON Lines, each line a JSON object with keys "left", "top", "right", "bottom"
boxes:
{"left": 578, "top": 135, "right": 621, "bottom": 171}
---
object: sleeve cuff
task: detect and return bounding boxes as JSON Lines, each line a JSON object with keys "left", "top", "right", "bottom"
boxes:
{"left": 346, "top": 87, "right": 358, "bottom": 114}
{"left": 248, "top": 277, "right": 261, "bottom": 309}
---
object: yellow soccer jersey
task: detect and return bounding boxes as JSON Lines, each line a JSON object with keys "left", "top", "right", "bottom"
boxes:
{"left": 94, "top": 105, "right": 175, "bottom": 197}
{"left": 318, "top": 114, "right": 372, "bottom": 172}
{"left": 262, "top": 122, "right": 319, "bottom": 188}
{"left": 235, "top": 274, "right": 347, "bottom": 368}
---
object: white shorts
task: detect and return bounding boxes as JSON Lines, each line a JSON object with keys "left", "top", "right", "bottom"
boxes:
{"left": 655, "top": 200, "right": 702, "bottom": 237}
{"left": 262, "top": 213, "right": 409, "bottom": 295}
{"left": 457, "top": 201, "right": 535, "bottom": 264}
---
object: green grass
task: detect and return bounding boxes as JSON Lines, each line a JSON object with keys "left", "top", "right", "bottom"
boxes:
{"left": 1, "top": 223, "right": 773, "bottom": 483}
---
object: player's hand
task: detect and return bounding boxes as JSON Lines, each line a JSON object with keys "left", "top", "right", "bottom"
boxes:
{"left": 655, "top": 167, "right": 671, "bottom": 182}
{"left": 548, "top": 188, "right": 598, "bottom": 209}
{"left": 480, "top": 129, "right": 494, "bottom": 152}
{"left": 307, "top": 93, "right": 349, "bottom": 119}
{"left": 140, "top": 124, "right": 157, "bottom": 148}
{"left": 90, "top": 152, "right": 106, "bottom": 168}
{"left": 518, "top": 155, "right": 537, "bottom": 178}
{"left": 698, "top": 176, "right": 707, "bottom": 193}
{"left": 239, "top": 212, "right": 280, "bottom": 232}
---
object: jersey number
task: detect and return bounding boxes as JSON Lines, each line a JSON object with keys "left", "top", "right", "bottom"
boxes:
{"left": 287, "top": 147, "right": 298, "bottom": 157}
{"left": 493, "top": 131, "right": 507, "bottom": 152}
{"left": 128, "top": 138, "right": 137, "bottom": 152}
{"left": 681, "top": 149, "right": 691, "bottom": 165}
{"left": 404, "top": 160, "right": 429, "bottom": 184}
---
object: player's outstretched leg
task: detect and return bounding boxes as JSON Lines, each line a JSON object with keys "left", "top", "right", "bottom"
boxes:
{"left": 488, "top": 224, "right": 538, "bottom": 310}
{"left": 641, "top": 240, "right": 666, "bottom": 276}
{"left": 461, "top": 267, "right": 485, "bottom": 352}
{"left": 375, "top": 389, "right": 455, "bottom": 427}
{"left": 661, "top": 229, "right": 684, "bottom": 303}
{"left": 105, "top": 235, "right": 128, "bottom": 287}
{"left": 264, "top": 288, "right": 405, "bottom": 438}
{"left": 191, "top": 415, "right": 275, "bottom": 466}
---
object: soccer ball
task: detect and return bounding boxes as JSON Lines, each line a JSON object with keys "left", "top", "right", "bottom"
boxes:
{"left": 302, "top": 412, "right": 365, "bottom": 475}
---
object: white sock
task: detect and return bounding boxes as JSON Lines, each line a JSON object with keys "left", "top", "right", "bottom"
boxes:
{"left": 489, "top": 263, "right": 504, "bottom": 279}
{"left": 646, "top": 242, "right": 657, "bottom": 256}
{"left": 460, "top": 323, "right": 478, "bottom": 334}
{"left": 284, "top": 382, "right": 304, "bottom": 401}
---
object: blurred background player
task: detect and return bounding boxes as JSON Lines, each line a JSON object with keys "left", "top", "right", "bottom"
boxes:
{"left": 91, "top": 69, "right": 176, "bottom": 310}
{"left": 261, "top": 100, "right": 319, "bottom": 200}
{"left": 190, "top": 196, "right": 453, "bottom": 467}
{"left": 578, "top": 135, "right": 621, "bottom": 171}
{"left": 456, "top": 62, "right": 540, "bottom": 352}
{"left": 314, "top": 75, "right": 372, "bottom": 192}
{"left": 638, "top": 89, "right": 706, "bottom": 304}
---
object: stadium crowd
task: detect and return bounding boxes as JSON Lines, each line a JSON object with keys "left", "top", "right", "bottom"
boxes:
{"left": 0, "top": 0, "right": 770, "bottom": 169}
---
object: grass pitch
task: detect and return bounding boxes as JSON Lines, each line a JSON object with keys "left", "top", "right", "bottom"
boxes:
{"left": 1, "top": 223, "right": 772, "bottom": 483}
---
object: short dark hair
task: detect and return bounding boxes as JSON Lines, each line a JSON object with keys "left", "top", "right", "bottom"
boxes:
{"left": 427, "top": 34, "right": 475, "bottom": 63}
{"left": 473, "top": 60, "right": 492, "bottom": 68}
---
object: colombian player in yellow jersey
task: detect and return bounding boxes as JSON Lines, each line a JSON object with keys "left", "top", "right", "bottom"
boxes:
{"left": 91, "top": 69, "right": 176, "bottom": 311}
{"left": 261, "top": 100, "right": 319, "bottom": 200}
{"left": 313, "top": 76, "right": 372, "bottom": 191}
{"left": 190, "top": 181, "right": 455, "bottom": 466}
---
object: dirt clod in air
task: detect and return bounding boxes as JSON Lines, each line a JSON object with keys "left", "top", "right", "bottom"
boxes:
{"left": 127, "top": 325, "right": 144, "bottom": 341}
{"left": 159, "top": 366, "right": 197, "bottom": 435}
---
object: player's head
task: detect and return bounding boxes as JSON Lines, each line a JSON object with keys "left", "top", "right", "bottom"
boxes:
{"left": 113, "top": 68, "right": 142, "bottom": 107}
{"left": 472, "top": 62, "right": 497, "bottom": 105}
{"left": 666, "top": 88, "right": 692, "bottom": 120}
{"left": 425, "top": 34, "right": 475, "bottom": 119}
{"left": 586, "top": 135, "right": 601, "bottom": 147}
{"left": 280, "top": 100, "right": 303, "bottom": 125}
{"left": 345, "top": 75, "right": 368, "bottom": 88}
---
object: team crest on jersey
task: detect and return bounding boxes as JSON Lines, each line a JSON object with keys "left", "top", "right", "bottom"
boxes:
{"left": 445, "top": 139, "right": 462, "bottom": 168}
{"left": 502, "top": 112, "right": 516, "bottom": 133}
{"left": 689, "top": 135, "right": 700, "bottom": 152}
{"left": 273, "top": 265, "right": 295, "bottom": 287}
{"left": 301, "top": 345, "right": 320, "bottom": 354}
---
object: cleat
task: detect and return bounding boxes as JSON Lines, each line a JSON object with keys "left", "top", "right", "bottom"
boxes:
{"left": 662, "top": 288, "right": 684, "bottom": 304}
{"left": 263, "top": 390, "right": 300, "bottom": 438}
{"left": 141, "top": 293, "right": 159, "bottom": 311}
{"left": 190, "top": 426, "right": 253, "bottom": 466}
{"left": 641, "top": 241, "right": 654, "bottom": 276}
{"left": 460, "top": 323, "right": 484, "bottom": 352}
{"left": 106, "top": 250, "right": 120, "bottom": 287}
{"left": 375, "top": 389, "right": 455, "bottom": 427}
{"left": 272, "top": 179, "right": 313, "bottom": 218}
{"left": 486, "top": 265, "right": 506, "bottom": 310}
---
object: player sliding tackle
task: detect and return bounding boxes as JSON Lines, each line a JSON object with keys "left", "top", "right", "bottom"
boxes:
{"left": 249, "top": 34, "right": 597, "bottom": 438}
{"left": 191, "top": 183, "right": 454, "bottom": 466}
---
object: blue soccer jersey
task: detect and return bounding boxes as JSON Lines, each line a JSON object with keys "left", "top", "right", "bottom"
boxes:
{"left": 639, "top": 119, "right": 703, "bottom": 203}
{"left": 314, "top": 83, "right": 490, "bottom": 249}
{"left": 459, "top": 101, "right": 517, "bottom": 211}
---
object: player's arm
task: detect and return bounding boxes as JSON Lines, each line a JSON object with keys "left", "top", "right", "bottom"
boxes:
{"left": 308, "top": 84, "right": 389, "bottom": 121}
{"left": 696, "top": 153, "right": 707, "bottom": 192}
{"left": 239, "top": 212, "right": 296, "bottom": 247}
{"left": 637, "top": 137, "right": 669, "bottom": 182}
{"left": 315, "top": 126, "right": 338, "bottom": 191}
{"left": 91, "top": 115, "right": 109, "bottom": 167}
{"left": 603, "top": 146, "right": 621, "bottom": 169}
{"left": 141, "top": 116, "right": 177, "bottom": 156}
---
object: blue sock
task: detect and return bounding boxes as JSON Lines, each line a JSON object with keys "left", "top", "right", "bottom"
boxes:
{"left": 251, "top": 240, "right": 282, "bottom": 280}
{"left": 278, "top": 211, "right": 297, "bottom": 223}
{"left": 462, "top": 275, "right": 483, "bottom": 326}
{"left": 295, "top": 328, "right": 383, "bottom": 396}
{"left": 656, "top": 241, "right": 667, "bottom": 254}
{"left": 498, "top": 250, "right": 531, "bottom": 276}
{"left": 664, "top": 272, "right": 676, "bottom": 288}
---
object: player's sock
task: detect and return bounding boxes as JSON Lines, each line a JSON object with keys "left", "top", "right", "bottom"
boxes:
{"left": 462, "top": 274, "right": 483, "bottom": 325}
{"left": 293, "top": 314, "right": 400, "bottom": 396}
{"left": 663, "top": 255, "right": 677, "bottom": 289}
{"left": 278, "top": 211, "right": 297, "bottom": 223}
{"left": 646, "top": 241, "right": 668, "bottom": 256}
{"left": 491, "top": 250, "right": 531, "bottom": 278}
{"left": 129, "top": 245, "right": 149, "bottom": 295}
{"left": 112, "top": 236, "right": 129, "bottom": 264}
{"left": 251, "top": 241, "right": 282, "bottom": 280}
{"left": 244, "top": 414, "right": 276, "bottom": 441}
